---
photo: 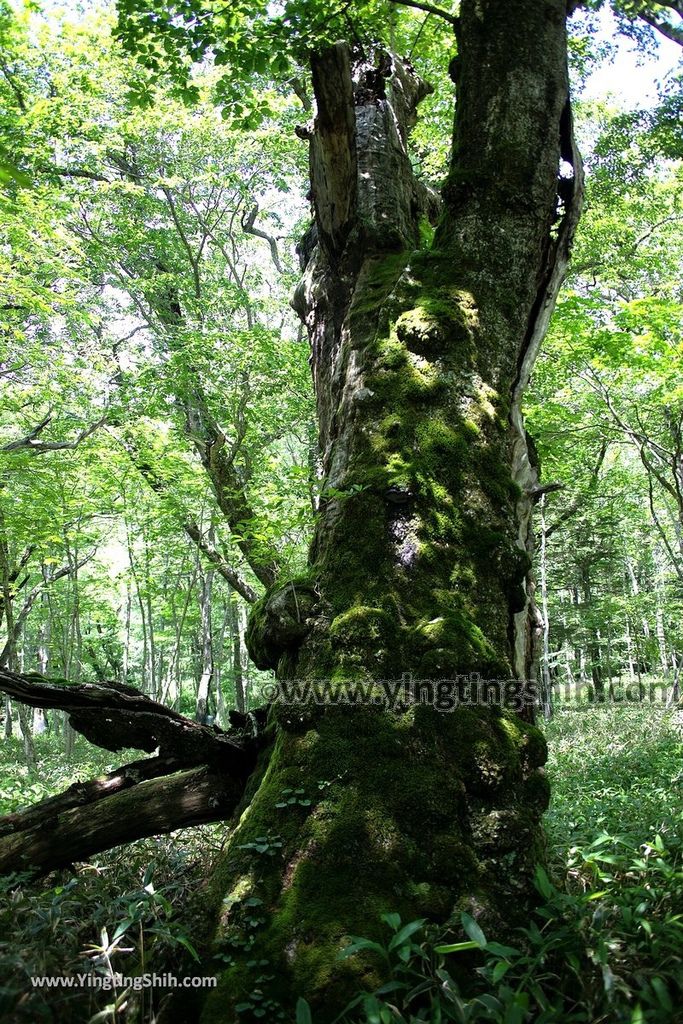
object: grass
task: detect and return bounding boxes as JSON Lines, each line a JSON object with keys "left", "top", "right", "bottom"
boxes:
{"left": 0, "top": 702, "right": 681, "bottom": 1022}
{"left": 544, "top": 701, "right": 683, "bottom": 853}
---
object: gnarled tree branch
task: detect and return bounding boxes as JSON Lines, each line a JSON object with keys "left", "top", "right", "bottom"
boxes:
{"left": 0, "top": 670, "right": 255, "bottom": 768}
{"left": 0, "top": 671, "right": 268, "bottom": 876}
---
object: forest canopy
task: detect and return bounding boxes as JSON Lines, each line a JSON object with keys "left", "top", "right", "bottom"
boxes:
{"left": 0, "top": 0, "right": 682, "bottom": 1022}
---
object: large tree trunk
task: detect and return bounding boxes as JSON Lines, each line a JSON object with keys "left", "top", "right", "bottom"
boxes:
{"left": 194, "top": 2, "right": 583, "bottom": 1019}
{"left": 0, "top": 2, "right": 582, "bottom": 1016}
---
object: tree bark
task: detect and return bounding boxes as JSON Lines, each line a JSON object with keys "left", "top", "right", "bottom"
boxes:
{"left": 0, "top": 673, "right": 262, "bottom": 876}
{"left": 0, "top": 763, "right": 248, "bottom": 876}
{"left": 197, "top": 3, "right": 583, "bottom": 1018}
{"left": 0, "top": 670, "right": 253, "bottom": 768}
{"left": 539, "top": 495, "right": 554, "bottom": 719}
{"left": 0, "top": 3, "right": 582, "bottom": 1015}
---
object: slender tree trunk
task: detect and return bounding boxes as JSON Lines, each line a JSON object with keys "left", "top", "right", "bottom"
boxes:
{"left": 668, "top": 652, "right": 681, "bottom": 706}
{"left": 606, "top": 620, "right": 615, "bottom": 700}
{"left": 655, "top": 597, "right": 669, "bottom": 678}
{"left": 194, "top": 4, "right": 582, "bottom": 1018}
{"left": 626, "top": 556, "right": 653, "bottom": 681}
{"left": 62, "top": 535, "right": 82, "bottom": 758}
{"left": 581, "top": 566, "right": 604, "bottom": 702}
{"left": 195, "top": 565, "right": 214, "bottom": 723}
{"left": 229, "top": 594, "right": 248, "bottom": 715}
{"left": 163, "top": 557, "right": 197, "bottom": 707}
{"left": 0, "top": 518, "right": 35, "bottom": 765}
{"left": 625, "top": 611, "right": 636, "bottom": 683}
{"left": 34, "top": 591, "right": 50, "bottom": 734}
{"left": 142, "top": 529, "right": 158, "bottom": 699}
{"left": 122, "top": 582, "right": 132, "bottom": 683}
{"left": 126, "top": 519, "right": 149, "bottom": 692}
{"left": 214, "top": 597, "right": 231, "bottom": 726}
{"left": 539, "top": 496, "right": 553, "bottom": 719}
{"left": 0, "top": 510, "right": 14, "bottom": 740}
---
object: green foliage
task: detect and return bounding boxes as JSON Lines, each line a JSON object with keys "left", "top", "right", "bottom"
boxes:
{"left": 0, "top": 1, "right": 682, "bottom": 1019}
{"left": 0, "top": 0, "right": 315, "bottom": 724}
{"left": 294, "top": 705, "right": 683, "bottom": 1024}
{"left": 114, "top": 0, "right": 456, "bottom": 136}
{"left": 237, "top": 834, "right": 284, "bottom": 857}
{"left": 545, "top": 704, "right": 683, "bottom": 848}
{"left": 526, "top": 98, "right": 683, "bottom": 700}
{"left": 2, "top": 706, "right": 680, "bottom": 1023}
{"left": 0, "top": 818, "right": 217, "bottom": 1023}
{"left": 0, "top": 734, "right": 140, "bottom": 814}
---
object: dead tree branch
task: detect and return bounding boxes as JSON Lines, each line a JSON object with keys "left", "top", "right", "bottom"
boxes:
{"left": 0, "top": 765, "right": 249, "bottom": 876}
{"left": 1, "top": 414, "right": 106, "bottom": 454}
{"left": 0, "top": 670, "right": 255, "bottom": 768}
{"left": 0, "top": 671, "right": 267, "bottom": 876}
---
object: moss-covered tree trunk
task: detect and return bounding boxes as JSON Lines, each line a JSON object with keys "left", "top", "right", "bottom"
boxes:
{"left": 197, "top": 2, "right": 583, "bottom": 1019}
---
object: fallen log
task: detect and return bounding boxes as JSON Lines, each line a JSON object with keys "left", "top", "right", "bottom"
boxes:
{"left": 0, "top": 670, "right": 268, "bottom": 876}
{"left": 0, "top": 754, "right": 180, "bottom": 838}
{"left": 0, "top": 765, "right": 249, "bottom": 876}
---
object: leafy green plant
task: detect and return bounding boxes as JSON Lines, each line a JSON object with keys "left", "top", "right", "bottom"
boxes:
{"left": 237, "top": 834, "right": 284, "bottom": 856}
{"left": 274, "top": 787, "right": 312, "bottom": 809}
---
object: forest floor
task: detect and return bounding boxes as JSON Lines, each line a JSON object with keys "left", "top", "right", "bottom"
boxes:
{"left": 0, "top": 699, "right": 681, "bottom": 1022}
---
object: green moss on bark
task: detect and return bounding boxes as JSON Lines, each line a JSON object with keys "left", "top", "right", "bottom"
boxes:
{"left": 199, "top": 705, "right": 548, "bottom": 1023}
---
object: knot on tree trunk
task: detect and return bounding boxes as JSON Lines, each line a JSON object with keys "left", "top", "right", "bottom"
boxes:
{"left": 245, "top": 580, "right": 319, "bottom": 671}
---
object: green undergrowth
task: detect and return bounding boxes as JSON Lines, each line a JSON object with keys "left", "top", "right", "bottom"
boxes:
{"left": 0, "top": 734, "right": 142, "bottom": 815}
{"left": 0, "top": 734, "right": 219, "bottom": 1023}
{"left": 0, "top": 828, "right": 220, "bottom": 1023}
{"left": 0, "top": 705, "right": 681, "bottom": 1022}
{"left": 294, "top": 704, "right": 683, "bottom": 1023}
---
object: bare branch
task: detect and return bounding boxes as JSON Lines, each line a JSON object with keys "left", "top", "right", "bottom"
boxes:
{"left": 1, "top": 415, "right": 106, "bottom": 455}
{"left": 241, "top": 204, "right": 284, "bottom": 274}
{"left": 289, "top": 77, "right": 312, "bottom": 111}
{"left": 160, "top": 185, "right": 203, "bottom": 301}
{"left": 37, "top": 164, "right": 111, "bottom": 183}
{"left": 183, "top": 520, "right": 259, "bottom": 603}
{"left": 545, "top": 442, "right": 607, "bottom": 540}
{"left": 0, "top": 63, "right": 27, "bottom": 112}
{"left": 386, "top": 0, "right": 459, "bottom": 26}
{"left": 0, "top": 551, "right": 96, "bottom": 666}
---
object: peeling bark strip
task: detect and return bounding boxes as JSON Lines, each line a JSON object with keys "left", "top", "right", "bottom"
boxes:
{"left": 204, "top": 3, "right": 579, "bottom": 1019}
{"left": 511, "top": 98, "right": 585, "bottom": 684}
{"left": 309, "top": 43, "right": 358, "bottom": 257}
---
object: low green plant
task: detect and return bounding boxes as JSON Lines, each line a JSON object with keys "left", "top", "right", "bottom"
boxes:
{"left": 292, "top": 705, "right": 683, "bottom": 1023}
